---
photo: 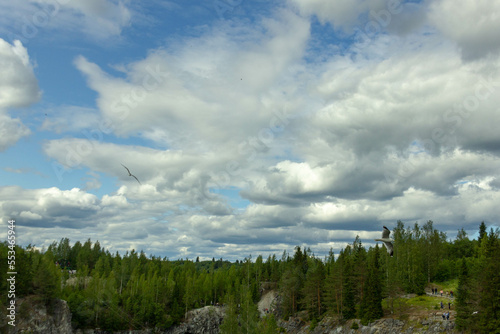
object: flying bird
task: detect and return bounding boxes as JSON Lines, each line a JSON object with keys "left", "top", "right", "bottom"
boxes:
{"left": 121, "top": 164, "right": 141, "bottom": 185}
{"left": 375, "top": 226, "right": 394, "bottom": 257}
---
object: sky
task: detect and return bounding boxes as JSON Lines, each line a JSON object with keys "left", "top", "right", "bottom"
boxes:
{"left": 1, "top": 0, "right": 500, "bottom": 261}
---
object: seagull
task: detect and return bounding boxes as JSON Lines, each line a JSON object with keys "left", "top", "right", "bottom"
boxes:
{"left": 375, "top": 226, "right": 394, "bottom": 257}
{"left": 121, "top": 164, "right": 141, "bottom": 185}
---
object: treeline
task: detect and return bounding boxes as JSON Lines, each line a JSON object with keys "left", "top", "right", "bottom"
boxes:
{"left": 0, "top": 220, "right": 499, "bottom": 333}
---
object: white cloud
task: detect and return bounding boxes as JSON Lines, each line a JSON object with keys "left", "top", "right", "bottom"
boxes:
{"left": 0, "top": 186, "right": 99, "bottom": 229}
{"left": 429, "top": 0, "right": 500, "bottom": 60}
{"left": 0, "top": 0, "right": 131, "bottom": 42}
{"left": 0, "top": 39, "right": 39, "bottom": 150}
{"left": 50, "top": 12, "right": 500, "bottom": 257}
{"left": 2, "top": 1, "right": 500, "bottom": 260}
{"left": 0, "top": 39, "right": 40, "bottom": 109}
{"left": 74, "top": 9, "right": 310, "bottom": 151}
{"left": 0, "top": 114, "right": 31, "bottom": 152}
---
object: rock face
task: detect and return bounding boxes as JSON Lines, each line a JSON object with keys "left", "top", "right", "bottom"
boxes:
{"left": 7, "top": 296, "right": 73, "bottom": 334}
{"left": 279, "top": 316, "right": 456, "bottom": 334}
{"left": 258, "top": 290, "right": 278, "bottom": 316}
{"left": 164, "top": 306, "right": 225, "bottom": 334}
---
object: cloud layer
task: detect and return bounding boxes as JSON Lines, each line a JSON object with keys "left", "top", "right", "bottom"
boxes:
{"left": 1, "top": 1, "right": 500, "bottom": 260}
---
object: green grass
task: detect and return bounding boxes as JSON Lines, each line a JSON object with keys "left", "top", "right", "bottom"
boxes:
{"left": 382, "top": 292, "right": 454, "bottom": 314}
{"left": 381, "top": 280, "right": 459, "bottom": 316}
{"left": 406, "top": 295, "right": 444, "bottom": 310}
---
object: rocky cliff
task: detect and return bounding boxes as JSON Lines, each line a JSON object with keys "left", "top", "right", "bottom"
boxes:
{"left": 3, "top": 293, "right": 459, "bottom": 334}
{"left": 279, "top": 316, "right": 456, "bottom": 334}
{"left": 3, "top": 296, "right": 73, "bottom": 334}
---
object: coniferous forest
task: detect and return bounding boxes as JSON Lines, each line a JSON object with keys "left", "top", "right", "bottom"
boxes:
{"left": 1, "top": 220, "right": 499, "bottom": 333}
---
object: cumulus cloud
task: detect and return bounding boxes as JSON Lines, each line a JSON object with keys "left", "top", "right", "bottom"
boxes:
{"left": 74, "top": 9, "right": 310, "bottom": 151}
{"left": 38, "top": 10, "right": 500, "bottom": 258}
{"left": 0, "top": 186, "right": 99, "bottom": 228}
{"left": 0, "top": 39, "right": 40, "bottom": 150}
{"left": 0, "top": 39, "right": 40, "bottom": 109}
{"left": 429, "top": 0, "right": 500, "bottom": 61}
{"left": 2, "top": 2, "right": 500, "bottom": 260}
{"left": 42, "top": 138, "right": 232, "bottom": 215}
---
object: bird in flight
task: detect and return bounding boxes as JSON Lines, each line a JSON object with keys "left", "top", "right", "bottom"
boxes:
{"left": 121, "top": 164, "right": 141, "bottom": 184}
{"left": 375, "top": 226, "right": 394, "bottom": 257}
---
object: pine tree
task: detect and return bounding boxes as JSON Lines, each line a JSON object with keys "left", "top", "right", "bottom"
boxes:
{"left": 280, "top": 266, "right": 302, "bottom": 317}
{"left": 301, "top": 257, "right": 324, "bottom": 319}
{"left": 476, "top": 230, "right": 500, "bottom": 333}
{"left": 257, "top": 314, "right": 279, "bottom": 334}
{"left": 478, "top": 221, "right": 487, "bottom": 244}
{"left": 32, "top": 250, "right": 61, "bottom": 305}
{"left": 240, "top": 289, "right": 259, "bottom": 334}
{"left": 219, "top": 296, "right": 241, "bottom": 334}
{"left": 359, "top": 246, "right": 383, "bottom": 325}
{"left": 341, "top": 254, "right": 356, "bottom": 320}
{"left": 455, "top": 258, "right": 473, "bottom": 330}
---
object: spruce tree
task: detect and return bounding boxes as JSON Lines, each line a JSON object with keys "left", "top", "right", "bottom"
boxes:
{"left": 301, "top": 258, "right": 325, "bottom": 318}
{"left": 455, "top": 258, "right": 472, "bottom": 331}
{"left": 342, "top": 255, "right": 356, "bottom": 320}
{"left": 476, "top": 230, "right": 500, "bottom": 333}
{"left": 478, "top": 221, "right": 487, "bottom": 244}
{"left": 359, "top": 245, "right": 383, "bottom": 325}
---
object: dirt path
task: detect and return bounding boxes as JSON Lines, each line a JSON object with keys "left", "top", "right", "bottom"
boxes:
{"left": 258, "top": 290, "right": 277, "bottom": 316}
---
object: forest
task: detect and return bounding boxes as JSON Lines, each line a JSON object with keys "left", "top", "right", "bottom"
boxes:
{"left": 1, "top": 220, "right": 499, "bottom": 333}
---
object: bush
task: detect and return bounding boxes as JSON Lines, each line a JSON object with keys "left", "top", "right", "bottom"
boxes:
{"left": 351, "top": 321, "right": 359, "bottom": 330}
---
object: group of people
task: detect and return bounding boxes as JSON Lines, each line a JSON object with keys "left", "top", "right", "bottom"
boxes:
{"left": 442, "top": 312, "right": 450, "bottom": 320}
{"left": 431, "top": 288, "right": 453, "bottom": 298}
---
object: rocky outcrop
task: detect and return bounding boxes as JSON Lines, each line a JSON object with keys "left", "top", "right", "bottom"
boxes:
{"left": 164, "top": 306, "right": 225, "bottom": 334}
{"left": 2, "top": 292, "right": 458, "bottom": 334}
{"left": 5, "top": 296, "right": 73, "bottom": 334}
{"left": 279, "top": 316, "right": 456, "bottom": 334}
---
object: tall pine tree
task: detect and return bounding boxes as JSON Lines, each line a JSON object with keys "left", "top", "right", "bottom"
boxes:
{"left": 359, "top": 245, "right": 383, "bottom": 325}
{"left": 455, "top": 258, "right": 473, "bottom": 331}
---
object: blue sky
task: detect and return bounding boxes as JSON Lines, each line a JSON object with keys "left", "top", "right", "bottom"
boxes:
{"left": 1, "top": 0, "right": 500, "bottom": 260}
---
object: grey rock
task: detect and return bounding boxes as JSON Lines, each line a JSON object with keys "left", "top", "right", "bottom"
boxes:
{"left": 165, "top": 306, "right": 225, "bottom": 334}
{"left": 277, "top": 316, "right": 456, "bottom": 334}
{"left": 7, "top": 297, "right": 72, "bottom": 334}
